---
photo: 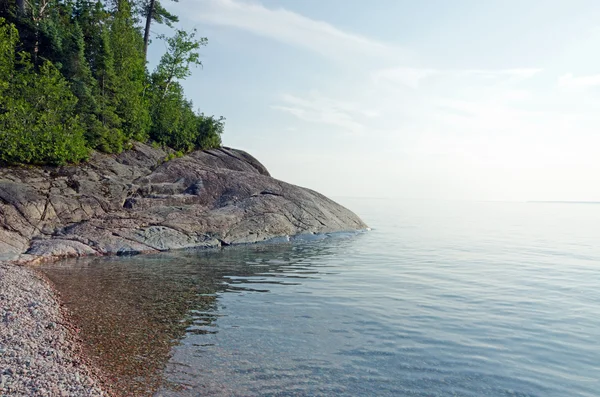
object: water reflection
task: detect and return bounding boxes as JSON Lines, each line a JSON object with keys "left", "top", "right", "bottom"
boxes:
{"left": 38, "top": 200, "right": 600, "bottom": 397}
{"left": 40, "top": 240, "right": 346, "bottom": 396}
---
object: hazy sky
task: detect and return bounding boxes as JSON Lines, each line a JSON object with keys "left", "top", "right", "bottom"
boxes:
{"left": 148, "top": 0, "right": 600, "bottom": 201}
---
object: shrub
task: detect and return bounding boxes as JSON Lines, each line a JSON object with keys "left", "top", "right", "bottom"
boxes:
{"left": 0, "top": 57, "right": 89, "bottom": 165}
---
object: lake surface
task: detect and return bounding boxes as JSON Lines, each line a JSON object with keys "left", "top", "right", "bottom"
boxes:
{"left": 41, "top": 199, "right": 600, "bottom": 396}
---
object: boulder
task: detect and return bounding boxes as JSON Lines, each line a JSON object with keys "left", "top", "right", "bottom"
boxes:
{"left": 0, "top": 144, "right": 366, "bottom": 263}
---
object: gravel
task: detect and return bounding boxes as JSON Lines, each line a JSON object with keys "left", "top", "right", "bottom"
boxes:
{"left": 0, "top": 262, "right": 109, "bottom": 397}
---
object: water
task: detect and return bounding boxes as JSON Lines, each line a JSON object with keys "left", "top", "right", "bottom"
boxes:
{"left": 41, "top": 199, "right": 600, "bottom": 396}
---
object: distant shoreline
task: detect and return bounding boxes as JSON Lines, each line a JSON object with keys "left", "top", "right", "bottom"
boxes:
{"left": 528, "top": 201, "right": 600, "bottom": 204}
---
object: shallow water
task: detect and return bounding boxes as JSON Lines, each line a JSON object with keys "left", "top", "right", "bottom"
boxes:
{"left": 42, "top": 199, "right": 600, "bottom": 396}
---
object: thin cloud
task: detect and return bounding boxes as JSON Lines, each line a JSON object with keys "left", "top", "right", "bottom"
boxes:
{"left": 271, "top": 93, "right": 370, "bottom": 134}
{"left": 372, "top": 68, "right": 439, "bottom": 89}
{"left": 465, "top": 68, "right": 541, "bottom": 79}
{"left": 558, "top": 73, "right": 600, "bottom": 90}
{"left": 182, "top": 0, "right": 406, "bottom": 62}
{"left": 372, "top": 67, "right": 541, "bottom": 89}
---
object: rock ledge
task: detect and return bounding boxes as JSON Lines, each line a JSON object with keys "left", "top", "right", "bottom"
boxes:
{"left": 0, "top": 144, "right": 367, "bottom": 264}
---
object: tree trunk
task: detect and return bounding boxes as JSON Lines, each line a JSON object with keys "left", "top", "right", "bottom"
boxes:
{"left": 143, "top": 0, "right": 156, "bottom": 59}
{"left": 16, "top": 0, "right": 26, "bottom": 15}
{"left": 32, "top": 0, "right": 49, "bottom": 65}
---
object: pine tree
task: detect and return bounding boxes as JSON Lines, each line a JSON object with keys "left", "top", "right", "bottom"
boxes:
{"left": 0, "top": 18, "right": 18, "bottom": 88}
{"left": 110, "top": 0, "right": 150, "bottom": 142}
{"left": 73, "top": 0, "right": 124, "bottom": 152}
{"left": 0, "top": 0, "right": 224, "bottom": 166}
{"left": 139, "top": 0, "right": 178, "bottom": 58}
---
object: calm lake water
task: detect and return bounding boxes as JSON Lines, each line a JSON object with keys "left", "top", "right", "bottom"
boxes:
{"left": 41, "top": 199, "right": 600, "bottom": 396}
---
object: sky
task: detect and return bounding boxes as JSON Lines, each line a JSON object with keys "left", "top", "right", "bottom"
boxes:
{"left": 148, "top": 0, "right": 600, "bottom": 201}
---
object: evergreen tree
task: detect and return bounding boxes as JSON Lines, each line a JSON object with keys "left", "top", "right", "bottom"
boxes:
{"left": 139, "top": 0, "right": 178, "bottom": 58}
{"left": 73, "top": 0, "right": 124, "bottom": 152}
{"left": 0, "top": 18, "right": 18, "bottom": 88}
{"left": 0, "top": 1, "right": 225, "bottom": 166}
{"left": 110, "top": 0, "right": 150, "bottom": 142}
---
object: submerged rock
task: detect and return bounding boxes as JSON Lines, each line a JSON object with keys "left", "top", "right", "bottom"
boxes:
{"left": 0, "top": 144, "right": 366, "bottom": 263}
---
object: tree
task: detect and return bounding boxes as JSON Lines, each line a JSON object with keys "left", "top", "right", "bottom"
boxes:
{"left": 16, "top": 0, "right": 26, "bottom": 15}
{"left": 29, "top": 0, "right": 51, "bottom": 64}
{"left": 140, "top": 0, "right": 178, "bottom": 58}
{"left": 3, "top": 0, "right": 75, "bottom": 67}
{"left": 0, "top": 55, "right": 89, "bottom": 165}
{"left": 195, "top": 114, "right": 223, "bottom": 149}
{"left": 110, "top": 0, "right": 150, "bottom": 141}
{"left": 0, "top": 1, "right": 224, "bottom": 166}
{"left": 153, "top": 28, "right": 206, "bottom": 98}
{"left": 149, "top": 28, "right": 205, "bottom": 150}
{"left": 148, "top": 80, "right": 195, "bottom": 151}
{"left": 73, "top": 0, "right": 124, "bottom": 152}
{"left": 0, "top": 18, "right": 18, "bottom": 87}
{"left": 148, "top": 28, "right": 225, "bottom": 153}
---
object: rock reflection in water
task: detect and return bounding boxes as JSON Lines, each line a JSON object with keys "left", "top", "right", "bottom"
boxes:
{"left": 40, "top": 242, "right": 334, "bottom": 396}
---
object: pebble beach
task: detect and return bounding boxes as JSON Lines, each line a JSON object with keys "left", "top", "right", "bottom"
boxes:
{"left": 0, "top": 262, "right": 109, "bottom": 397}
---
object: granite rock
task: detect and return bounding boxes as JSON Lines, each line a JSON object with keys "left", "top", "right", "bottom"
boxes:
{"left": 0, "top": 144, "right": 366, "bottom": 263}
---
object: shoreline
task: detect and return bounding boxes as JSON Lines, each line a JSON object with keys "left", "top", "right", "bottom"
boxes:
{"left": 0, "top": 261, "right": 114, "bottom": 397}
{"left": 0, "top": 230, "right": 368, "bottom": 397}
{"left": 0, "top": 142, "right": 367, "bottom": 395}
{"left": 39, "top": 268, "right": 122, "bottom": 397}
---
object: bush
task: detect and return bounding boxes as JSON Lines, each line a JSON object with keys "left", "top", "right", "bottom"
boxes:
{"left": 196, "top": 114, "right": 224, "bottom": 150}
{"left": 149, "top": 81, "right": 224, "bottom": 153}
{"left": 0, "top": 58, "right": 89, "bottom": 165}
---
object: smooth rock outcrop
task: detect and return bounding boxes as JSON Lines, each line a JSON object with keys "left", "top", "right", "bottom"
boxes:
{"left": 0, "top": 144, "right": 366, "bottom": 263}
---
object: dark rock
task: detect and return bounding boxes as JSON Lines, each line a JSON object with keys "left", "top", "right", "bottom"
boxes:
{"left": 0, "top": 143, "right": 367, "bottom": 263}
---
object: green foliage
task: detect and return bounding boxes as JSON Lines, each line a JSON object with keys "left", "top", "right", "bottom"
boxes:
{"left": 110, "top": 0, "right": 150, "bottom": 142}
{"left": 0, "top": 18, "right": 18, "bottom": 90}
{"left": 149, "top": 83, "right": 197, "bottom": 151}
{"left": 148, "top": 28, "right": 221, "bottom": 153}
{"left": 163, "top": 149, "right": 184, "bottom": 163}
{"left": 73, "top": 0, "right": 124, "bottom": 152}
{"left": 0, "top": 55, "right": 89, "bottom": 165}
{"left": 196, "top": 115, "right": 224, "bottom": 150}
{"left": 154, "top": 29, "right": 206, "bottom": 98}
{"left": 149, "top": 88, "right": 224, "bottom": 153}
{"left": 148, "top": 1, "right": 178, "bottom": 27}
{"left": 0, "top": 1, "right": 224, "bottom": 166}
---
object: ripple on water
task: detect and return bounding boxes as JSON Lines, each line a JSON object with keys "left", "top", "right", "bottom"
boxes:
{"left": 41, "top": 200, "right": 600, "bottom": 397}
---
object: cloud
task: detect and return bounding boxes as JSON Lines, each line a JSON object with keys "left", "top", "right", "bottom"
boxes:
{"left": 271, "top": 93, "right": 373, "bottom": 133}
{"left": 182, "top": 0, "right": 406, "bottom": 62}
{"left": 464, "top": 68, "right": 541, "bottom": 80}
{"left": 371, "top": 68, "right": 438, "bottom": 89}
{"left": 372, "top": 67, "right": 541, "bottom": 89}
{"left": 271, "top": 66, "right": 544, "bottom": 137}
{"left": 558, "top": 73, "right": 600, "bottom": 90}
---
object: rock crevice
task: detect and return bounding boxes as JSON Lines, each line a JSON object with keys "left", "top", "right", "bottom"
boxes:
{"left": 0, "top": 143, "right": 366, "bottom": 263}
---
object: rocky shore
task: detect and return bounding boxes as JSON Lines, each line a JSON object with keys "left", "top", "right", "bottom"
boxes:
{"left": 0, "top": 144, "right": 367, "bottom": 396}
{"left": 0, "top": 143, "right": 366, "bottom": 263}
